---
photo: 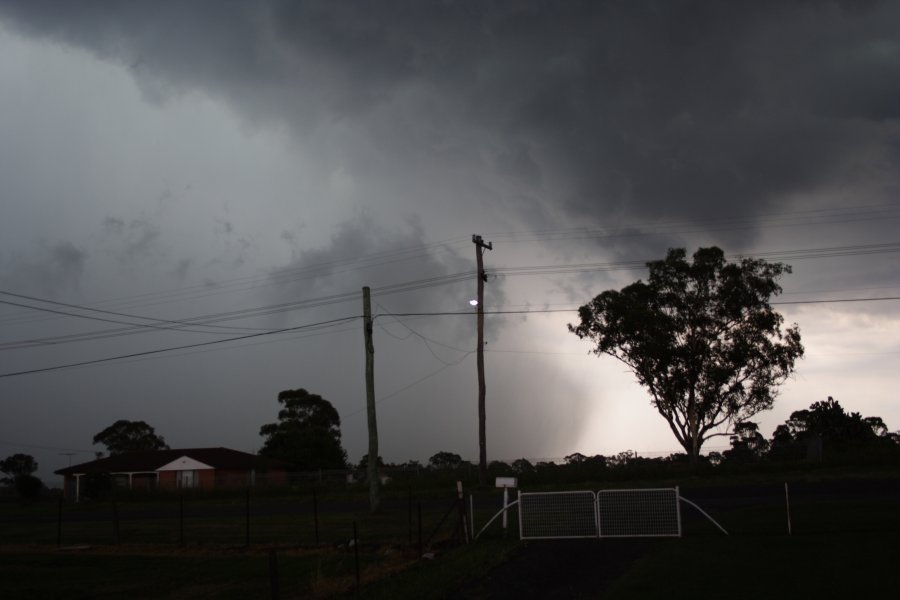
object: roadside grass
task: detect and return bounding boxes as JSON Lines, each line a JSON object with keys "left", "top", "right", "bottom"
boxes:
{"left": 0, "top": 548, "right": 393, "bottom": 599}
{"left": 604, "top": 478, "right": 900, "bottom": 599}
{"left": 0, "top": 492, "right": 463, "bottom": 547}
{"left": 338, "top": 539, "right": 521, "bottom": 600}
{"left": 3, "top": 469, "right": 898, "bottom": 598}
{"left": 603, "top": 531, "right": 900, "bottom": 599}
{"left": 0, "top": 491, "right": 478, "bottom": 599}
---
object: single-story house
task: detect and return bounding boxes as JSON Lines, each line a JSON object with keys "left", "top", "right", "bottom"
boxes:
{"left": 55, "top": 447, "right": 290, "bottom": 501}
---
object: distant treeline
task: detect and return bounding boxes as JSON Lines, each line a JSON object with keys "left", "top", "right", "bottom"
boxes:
{"left": 357, "top": 397, "right": 900, "bottom": 488}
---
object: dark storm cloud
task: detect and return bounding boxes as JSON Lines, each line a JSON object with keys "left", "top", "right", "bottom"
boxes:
{"left": 0, "top": 242, "right": 86, "bottom": 298}
{"left": 2, "top": 1, "right": 898, "bottom": 243}
{"left": 267, "top": 214, "right": 493, "bottom": 332}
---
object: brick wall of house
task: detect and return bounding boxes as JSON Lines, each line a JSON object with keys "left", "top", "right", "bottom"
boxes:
{"left": 158, "top": 471, "right": 177, "bottom": 490}
{"left": 198, "top": 469, "right": 215, "bottom": 490}
{"left": 214, "top": 469, "right": 249, "bottom": 488}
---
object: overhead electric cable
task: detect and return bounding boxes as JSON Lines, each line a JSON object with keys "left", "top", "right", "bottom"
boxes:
{"left": 0, "top": 290, "right": 264, "bottom": 332}
{"left": 3, "top": 240, "right": 900, "bottom": 351}
{"left": 3, "top": 201, "right": 896, "bottom": 331}
{"left": 0, "top": 315, "right": 359, "bottom": 379}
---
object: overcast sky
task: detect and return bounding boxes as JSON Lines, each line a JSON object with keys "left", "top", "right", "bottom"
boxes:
{"left": 1, "top": 1, "right": 899, "bottom": 483}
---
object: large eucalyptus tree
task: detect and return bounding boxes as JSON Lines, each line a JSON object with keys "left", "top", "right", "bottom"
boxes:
{"left": 570, "top": 247, "right": 803, "bottom": 462}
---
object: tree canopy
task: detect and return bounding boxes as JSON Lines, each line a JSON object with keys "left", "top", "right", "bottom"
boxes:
{"left": 93, "top": 420, "right": 169, "bottom": 455}
{"left": 770, "top": 396, "right": 896, "bottom": 459}
{"left": 1, "top": 453, "right": 42, "bottom": 500}
{"left": 570, "top": 247, "right": 803, "bottom": 462}
{"left": 258, "top": 388, "right": 347, "bottom": 470}
{"left": 723, "top": 421, "right": 770, "bottom": 463}
{"left": 428, "top": 451, "right": 463, "bottom": 469}
{"left": 0, "top": 453, "right": 37, "bottom": 483}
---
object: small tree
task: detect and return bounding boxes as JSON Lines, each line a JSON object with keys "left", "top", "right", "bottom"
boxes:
{"left": 769, "top": 397, "right": 896, "bottom": 460}
{"left": 428, "top": 451, "right": 463, "bottom": 470}
{"left": 1, "top": 454, "right": 42, "bottom": 501}
{"left": 259, "top": 389, "right": 347, "bottom": 470}
{"left": 511, "top": 458, "right": 534, "bottom": 474}
{"left": 564, "top": 452, "right": 588, "bottom": 465}
{"left": 723, "top": 421, "right": 769, "bottom": 463}
{"left": 0, "top": 453, "right": 37, "bottom": 483}
{"left": 570, "top": 247, "right": 803, "bottom": 462}
{"left": 93, "top": 420, "right": 168, "bottom": 455}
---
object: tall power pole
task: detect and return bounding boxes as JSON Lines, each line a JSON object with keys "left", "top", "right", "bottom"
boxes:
{"left": 472, "top": 234, "right": 492, "bottom": 486}
{"left": 362, "top": 286, "right": 380, "bottom": 512}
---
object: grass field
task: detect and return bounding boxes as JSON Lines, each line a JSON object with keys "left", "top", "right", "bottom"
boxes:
{"left": 604, "top": 531, "right": 900, "bottom": 599}
{"left": 2, "top": 470, "right": 898, "bottom": 598}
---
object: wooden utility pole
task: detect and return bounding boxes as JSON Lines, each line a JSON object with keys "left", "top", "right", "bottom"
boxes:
{"left": 472, "top": 234, "right": 492, "bottom": 486}
{"left": 362, "top": 286, "right": 380, "bottom": 512}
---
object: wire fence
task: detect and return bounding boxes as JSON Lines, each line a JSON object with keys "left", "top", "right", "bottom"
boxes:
{"left": 3, "top": 478, "right": 900, "bottom": 599}
{"left": 0, "top": 488, "right": 476, "bottom": 552}
{"left": 4, "top": 476, "right": 900, "bottom": 549}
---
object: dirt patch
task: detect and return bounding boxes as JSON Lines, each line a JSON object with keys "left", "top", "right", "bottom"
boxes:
{"left": 447, "top": 538, "right": 656, "bottom": 599}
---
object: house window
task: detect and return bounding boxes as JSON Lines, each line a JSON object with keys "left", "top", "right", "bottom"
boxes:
{"left": 177, "top": 470, "right": 198, "bottom": 489}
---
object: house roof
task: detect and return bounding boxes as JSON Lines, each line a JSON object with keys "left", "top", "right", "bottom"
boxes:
{"left": 55, "top": 447, "right": 290, "bottom": 476}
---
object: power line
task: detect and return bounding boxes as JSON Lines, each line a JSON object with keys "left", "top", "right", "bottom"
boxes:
{"left": 344, "top": 353, "right": 474, "bottom": 421}
{"left": 0, "top": 273, "right": 474, "bottom": 350}
{"left": 3, "top": 240, "right": 900, "bottom": 353}
{"left": 772, "top": 296, "right": 900, "bottom": 306}
{"left": 0, "top": 235, "right": 474, "bottom": 330}
{"left": 3, "top": 293, "right": 898, "bottom": 379}
{"left": 2, "top": 202, "right": 896, "bottom": 331}
{"left": 0, "top": 295, "right": 270, "bottom": 350}
{"left": 483, "top": 201, "right": 900, "bottom": 245}
{"left": 374, "top": 300, "right": 473, "bottom": 365}
{"left": 0, "top": 290, "right": 263, "bottom": 332}
{"left": 0, "top": 315, "right": 360, "bottom": 379}
{"left": 0, "top": 439, "right": 95, "bottom": 454}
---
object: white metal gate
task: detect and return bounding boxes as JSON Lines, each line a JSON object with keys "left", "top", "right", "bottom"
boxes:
{"left": 518, "top": 487, "right": 683, "bottom": 540}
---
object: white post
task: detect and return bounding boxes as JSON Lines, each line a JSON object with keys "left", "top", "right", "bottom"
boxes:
{"left": 74, "top": 474, "right": 81, "bottom": 503}
{"left": 517, "top": 490, "right": 523, "bottom": 538}
{"left": 502, "top": 487, "right": 509, "bottom": 533}
{"left": 675, "top": 486, "right": 682, "bottom": 538}
{"left": 457, "top": 481, "right": 469, "bottom": 543}
{"left": 785, "top": 482, "right": 792, "bottom": 535}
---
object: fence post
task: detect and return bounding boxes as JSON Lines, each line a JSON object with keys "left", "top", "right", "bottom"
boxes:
{"left": 469, "top": 494, "right": 475, "bottom": 540}
{"left": 112, "top": 499, "right": 120, "bottom": 545}
{"left": 179, "top": 493, "right": 185, "bottom": 547}
{"left": 312, "top": 488, "right": 320, "bottom": 545}
{"left": 353, "top": 521, "right": 361, "bottom": 595}
{"left": 268, "top": 549, "right": 279, "bottom": 600}
{"left": 57, "top": 496, "right": 63, "bottom": 547}
{"left": 417, "top": 502, "right": 423, "bottom": 558}
{"left": 785, "top": 482, "right": 792, "bottom": 535}
{"left": 245, "top": 488, "right": 251, "bottom": 547}
{"left": 456, "top": 481, "right": 469, "bottom": 543}
{"left": 502, "top": 487, "right": 509, "bottom": 538}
